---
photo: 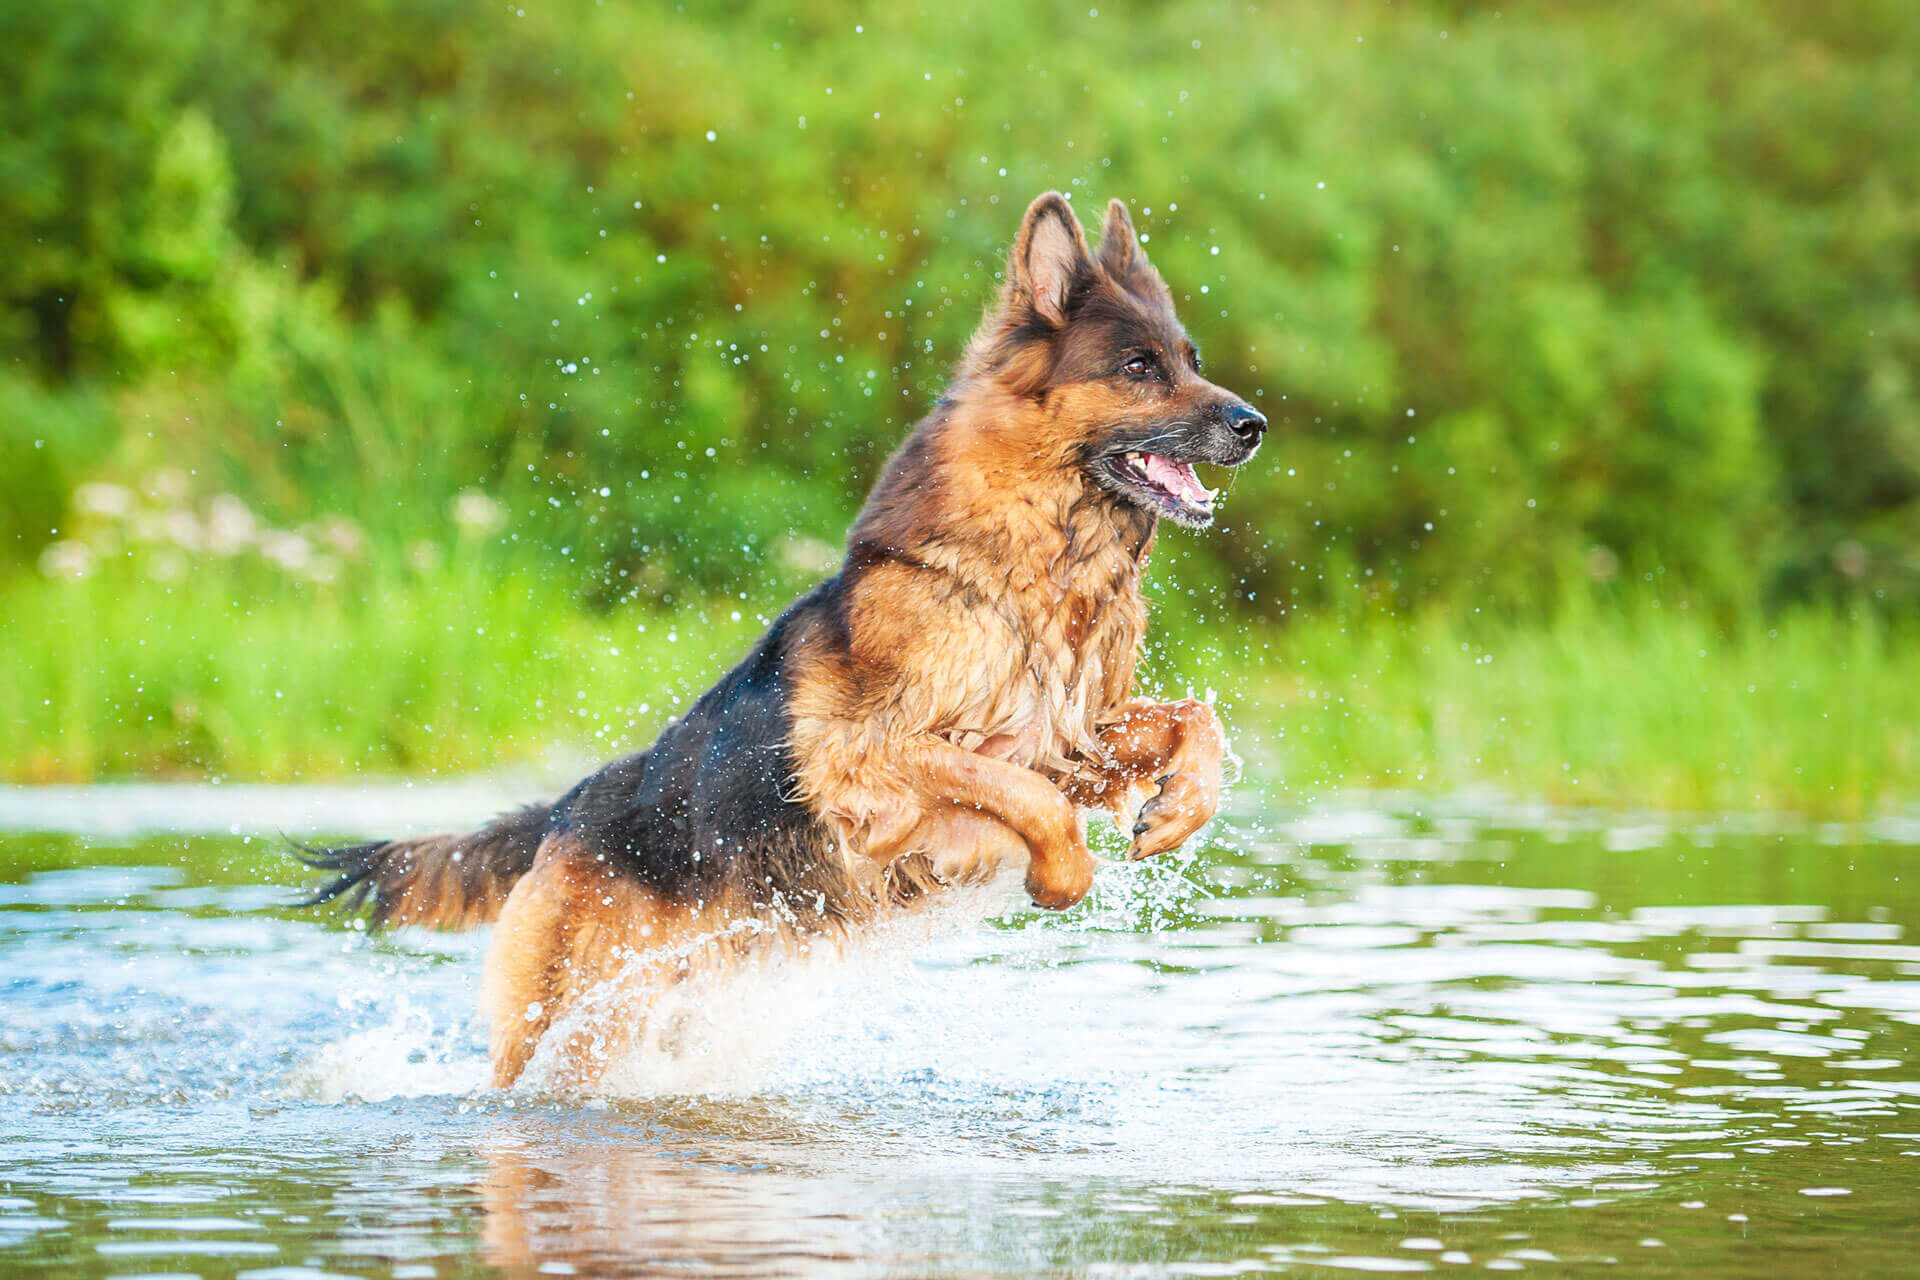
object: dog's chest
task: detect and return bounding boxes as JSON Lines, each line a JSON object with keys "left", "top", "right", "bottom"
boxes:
{"left": 950, "top": 559, "right": 1145, "bottom": 777}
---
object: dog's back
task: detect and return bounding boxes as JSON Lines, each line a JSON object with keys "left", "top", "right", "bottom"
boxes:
{"left": 299, "top": 580, "right": 865, "bottom": 934}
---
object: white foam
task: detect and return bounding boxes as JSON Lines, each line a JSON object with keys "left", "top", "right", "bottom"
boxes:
{"left": 281, "top": 990, "right": 489, "bottom": 1103}
{"left": 521, "top": 880, "right": 1026, "bottom": 1099}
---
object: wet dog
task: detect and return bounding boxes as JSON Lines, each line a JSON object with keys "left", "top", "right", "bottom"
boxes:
{"left": 303, "top": 193, "right": 1265, "bottom": 1088}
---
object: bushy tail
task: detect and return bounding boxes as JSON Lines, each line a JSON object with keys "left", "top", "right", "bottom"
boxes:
{"left": 296, "top": 801, "right": 554, "bottom": 930}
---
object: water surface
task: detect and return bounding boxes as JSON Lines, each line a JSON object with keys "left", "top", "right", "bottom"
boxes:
{"left": 2, "top": 785, "right": 1917, "bottom": 1276}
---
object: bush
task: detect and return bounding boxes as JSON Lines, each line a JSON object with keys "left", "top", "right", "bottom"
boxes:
{"left": 3, "top": 0, "right": 1916, "bottom": 613}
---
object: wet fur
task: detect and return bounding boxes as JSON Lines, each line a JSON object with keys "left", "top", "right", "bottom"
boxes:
{"left": 301, "top": 194, "right": 1262, "bottom": 1089}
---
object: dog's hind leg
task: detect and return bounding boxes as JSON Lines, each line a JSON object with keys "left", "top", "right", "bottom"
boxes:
{"left": 481, "top": 845, "right": 573, "bottom": 1089}
{"left": 481, "top": 840, "right": 707, "bottom": 1090}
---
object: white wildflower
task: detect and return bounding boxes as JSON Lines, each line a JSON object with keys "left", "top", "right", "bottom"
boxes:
{"left": 38, "top": 541, "right": 96, "bottom": 580}
{"left": 258, "top": 530, "right": 312, "bottom": 572}
{"left": 319, "top": 515, "right": 366, "bottom": 560}
{"left": 144, "top": 467, "right": 191, "bottom": 503}
{"left": 73, "top": 482, "right": 134, "bottom": 519}
{"left": 161, "top": 508, "right": 204, "bottom": 552}
{"left": 452, "top": 488, "right": 507, "bottom": 537}
{"left": 205, "top": 494, "right": 258, "bottom": 556}
{"left": 147, "top": 550, "right": 189, "bottom": 583}
{"left": 776, "top": 534, "right": 840, "bottom": 576}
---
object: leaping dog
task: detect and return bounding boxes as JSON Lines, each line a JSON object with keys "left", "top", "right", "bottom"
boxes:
{"left": 303, "top": 193, "right": 1266, "bottom": 1088}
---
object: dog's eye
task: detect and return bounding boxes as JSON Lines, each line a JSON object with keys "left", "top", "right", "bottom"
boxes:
{"left": 1122, "top": 355, "right": 1155, "bottom": 379}
{"left": 1189, "top": 350, "right": 1203, "bottom": 374}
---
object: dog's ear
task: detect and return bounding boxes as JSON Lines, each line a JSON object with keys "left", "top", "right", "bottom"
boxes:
{"left": 1098, "top": 199, "right": 1140, "bottom": 277}
{"left": 1098, "top": 197, "right": 1173, "bottom": 307}
{"left": 1010, "top": 192, "right": 1090, "bottom": 327}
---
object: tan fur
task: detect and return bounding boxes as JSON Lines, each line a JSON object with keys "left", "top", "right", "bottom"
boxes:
{"left": 787, "top": 437, "right": 1158, "bottom": 907}
{"left": 482, "top": 838, "right": 734, "bottom": 1090}
{"left": 371, "top": 837, "right": 508, "bottom": 928}
{"left": 1064, "top": 697, "right": 1228, "bottom": 858}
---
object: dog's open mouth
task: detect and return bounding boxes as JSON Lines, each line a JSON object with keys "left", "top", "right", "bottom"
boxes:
{"left": 1103, "top": 451, "right": 1218, "bottom": 526}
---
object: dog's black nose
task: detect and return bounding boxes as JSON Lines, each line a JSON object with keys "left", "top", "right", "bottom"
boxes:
{"left": 1223, "top": 403, "right": 1266, "bottom": 440}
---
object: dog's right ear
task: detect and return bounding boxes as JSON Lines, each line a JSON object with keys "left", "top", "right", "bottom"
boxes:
{"left": 1098, "top": 198, "right": 1140, "bottom": 277}
{"left": 1009, "top": 192, "right": 1091, "bottom": 327}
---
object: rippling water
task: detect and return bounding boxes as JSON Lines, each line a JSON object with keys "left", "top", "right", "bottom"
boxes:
{"left": 2, "top": 785, "right": 1918, "bottom": 1276}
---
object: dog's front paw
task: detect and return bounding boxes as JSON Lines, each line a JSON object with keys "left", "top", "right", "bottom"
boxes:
{"left": 1128, "top": 769, "right": 1218, "bottom": 860}
{"left": 1024, "top": 844, "right": 1096, "bottom": 910}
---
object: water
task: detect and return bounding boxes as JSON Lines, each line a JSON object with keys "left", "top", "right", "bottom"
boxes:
{"left": 3, "top": 785, "right": 1918, "bottom": 1277}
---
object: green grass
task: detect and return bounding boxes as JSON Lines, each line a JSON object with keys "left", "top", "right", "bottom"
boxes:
{"left": 2, "top": 557, "right": 1911, "bottom": 818}
{"left": 0, "top": 553, "right": 762, "bottom": 783}
{"left": 1197, "top": 601, "right": 1909, "bottom": 818}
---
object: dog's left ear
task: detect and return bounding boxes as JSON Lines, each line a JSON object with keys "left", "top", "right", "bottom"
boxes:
{"left": 1010, "top": 192, "right": 1091, "bottom": 326}
{"left": 1098, "top": 199, "right": 1141, "bottom": 276}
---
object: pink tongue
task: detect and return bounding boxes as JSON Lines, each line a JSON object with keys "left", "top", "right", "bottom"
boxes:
{"left": 1144, "top": 454, "right": 1209, "bottom": 504}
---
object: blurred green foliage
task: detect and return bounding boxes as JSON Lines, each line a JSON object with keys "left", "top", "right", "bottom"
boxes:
{"left": 4, "top": 0, "right": 1917, "bottom": 613}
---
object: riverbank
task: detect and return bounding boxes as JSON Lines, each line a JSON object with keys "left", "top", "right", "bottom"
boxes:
{"left": 2, "top": 565, "right": 1908, "bottom": 818}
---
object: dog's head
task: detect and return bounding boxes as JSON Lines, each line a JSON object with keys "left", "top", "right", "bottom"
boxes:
{"left": 965, "top": 192, "right": 1265, "bottom": 530}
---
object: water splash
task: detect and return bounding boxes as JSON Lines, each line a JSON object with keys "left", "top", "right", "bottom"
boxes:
{"left": 282, "top": 990, "right": 488, "bottom": 1103}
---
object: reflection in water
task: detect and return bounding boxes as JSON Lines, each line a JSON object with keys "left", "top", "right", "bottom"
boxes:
{"left": 478, "top": 1123, "right": 877, "bottom": 1278}
{"left": 0, "top": 797, "right": 1918, "bottom": 1275}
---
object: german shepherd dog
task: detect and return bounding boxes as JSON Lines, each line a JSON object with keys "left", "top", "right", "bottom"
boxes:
{"left": 303, "top": 193, "right": 1265, "bottom": 1089}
